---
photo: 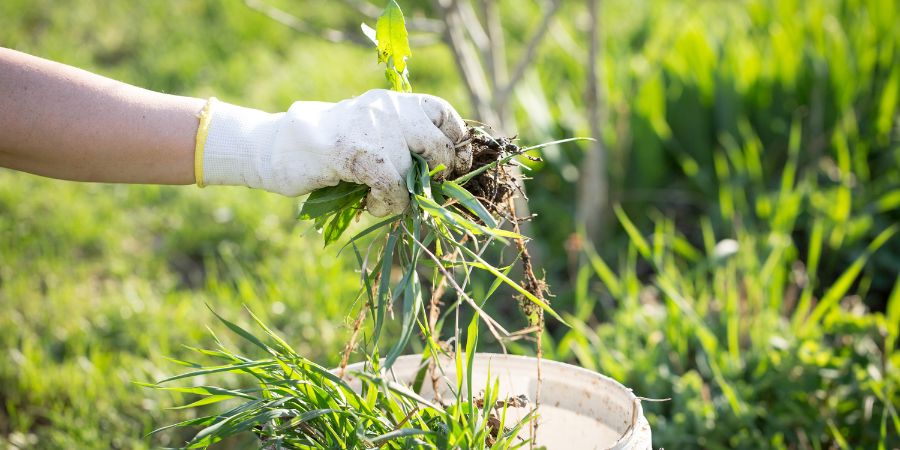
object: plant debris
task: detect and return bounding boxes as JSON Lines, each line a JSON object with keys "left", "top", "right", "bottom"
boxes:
{"left": 473, "top": 392, "right": 531, "bottom": 446}
{"left": 474, "top": 393, "right": 530, "bottom": 410}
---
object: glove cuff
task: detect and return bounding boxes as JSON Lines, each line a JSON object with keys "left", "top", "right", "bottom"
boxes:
{"left": 199, "top": 99, "right": 281, "bottom": 189}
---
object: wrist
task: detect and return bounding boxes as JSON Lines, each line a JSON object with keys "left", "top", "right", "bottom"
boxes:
{"left": 197, "top": 99, "right": 281, "bottom": 189}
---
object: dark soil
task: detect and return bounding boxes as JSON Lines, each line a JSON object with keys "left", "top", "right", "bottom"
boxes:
{"left": 458, "top": 127, "right": 521, "bottom": 220}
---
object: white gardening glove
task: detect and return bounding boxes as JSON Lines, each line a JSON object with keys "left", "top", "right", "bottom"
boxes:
{"left": 200, "top": 89, "right": 473, "bottom": 217}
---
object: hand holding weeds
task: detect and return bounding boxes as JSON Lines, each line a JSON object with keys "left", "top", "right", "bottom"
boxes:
{"left": 200, "top": 89, "right": 472, "bottom": 216}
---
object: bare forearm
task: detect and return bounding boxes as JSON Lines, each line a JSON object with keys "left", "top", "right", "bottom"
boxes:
{"left": 0, "top": 48, "right": 204, "bottom": 184}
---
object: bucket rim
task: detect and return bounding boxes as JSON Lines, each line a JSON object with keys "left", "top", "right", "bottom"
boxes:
{"left": 341, "top": 352, "right": 646, "bottom": 449}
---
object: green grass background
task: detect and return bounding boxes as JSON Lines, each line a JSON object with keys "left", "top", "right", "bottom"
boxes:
{"left": 1, "top": 0, "right": 898, "bottom": 448}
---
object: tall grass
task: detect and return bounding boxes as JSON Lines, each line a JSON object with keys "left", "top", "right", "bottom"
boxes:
{"left": 553, "top": 123, "right": 899, "bottom": 448}
{"left": 520, "top": 0, "right": 899, "bottom": 291}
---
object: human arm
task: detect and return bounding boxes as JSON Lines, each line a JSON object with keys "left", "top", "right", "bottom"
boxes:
{"left": 0, "top": 48, "right": 473, "bottom": 216}
{"left": 0, "top": 47, "right": 202, "bottom": 184}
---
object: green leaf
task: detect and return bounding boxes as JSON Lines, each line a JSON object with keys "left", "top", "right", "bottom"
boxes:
{"left": 322, "top": 200, "right": 361, "bottom": 246}
{"left": 373, "top": 227, "right": 401, "bottom": 346}
{"left": 614, "top": 205, "right": 651, "bottom": 260}
{"left": 188, "top": 408, "right": 296, "bottom": 448}
{"left": 138, "top": 383, "right": 257, "bottom": 401}
{"left": 583, "top": 238, "right": 621, "bottom": 298}
{"left": 453, "top": 137, "right": 594, "bottom": 185}
{"left": 886, "top": 276, "right": 900, "bottom": 352}
{"left": 479, "top": 259, "right": 517, "bottom": 307}
{"left": 457, "top": 245, "right": 567, "bottom": 326}
{"left": 441, "top": 180, "right": 498, "bottom": 228}
{"left": 274, "top": 408, "right": 339, "bottom": 432}
{"left": 384, "top": 258, "right": 422, "bottom": 369}
{"left": 299, "top": 182, "right": 368, "bottom": 220}
{"left": 465, "top": 312, "right": 479, "bottom": 418}
{"left": 147, "top": 415, "right": 219, "bottom": 437}
{"left": 339, "top": 214, "right": 402, "bottom": 255}
{"left": 155, "top": 360, "right": 275, "bottom": 384}
{"left": 168, "top": 394, "right": 239, "bottom": 410}
{"left": 244, "top": 305, "right": 297, "bottom": 356}
{"left": 803, "top": 224, "right": 898, "bottom": 333}
{"left": 407, "top": 153, "right": 431, "bottom": 197}
{"left": 369, "top": 428, "right": 433, "bottom": 445}
{"left": 428, "top": 164, "right": 447, "bottom": 177}
{"left": 374, "top": 0, "right": 412, "bottom": 92}
{"left": 207, "top": 306, "right": 271, "bottom": 354}
{"left": 415, "top": 195, "right": 520, "bottom": 241}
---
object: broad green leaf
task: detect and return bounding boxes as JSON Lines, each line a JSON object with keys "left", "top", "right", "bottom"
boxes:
{"left": 374, "top": 0, "right": 412, "bottom": 92}
{"left": 299, "top": 182, "right": 368, "bottom": 220}
{"left": 155, "top": 360, "right": 275, "bottom": 384}
{"left": 322, "top": 199, "right": 361, "bottom": 246}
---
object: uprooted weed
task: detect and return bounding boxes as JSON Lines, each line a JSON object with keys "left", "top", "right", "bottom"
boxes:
{"left": 149, "top": 125, "right": 589, "bottom": 448}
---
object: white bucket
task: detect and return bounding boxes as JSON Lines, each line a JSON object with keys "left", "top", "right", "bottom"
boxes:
{"left": 342, "top": 353, "right": 652, "bottom": 450}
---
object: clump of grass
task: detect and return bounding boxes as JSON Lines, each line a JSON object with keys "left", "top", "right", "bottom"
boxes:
{"left": 146, "top": 308, "right": 537, "bottom": 449}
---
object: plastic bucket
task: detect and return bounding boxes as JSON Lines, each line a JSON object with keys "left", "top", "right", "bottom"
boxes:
{"left": 342, "top": 353, "right": 652, "bottom": 450}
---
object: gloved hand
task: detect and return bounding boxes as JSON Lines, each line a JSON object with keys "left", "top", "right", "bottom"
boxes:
{"left": 199, "top": 89, "right": 473, "bottom": 217}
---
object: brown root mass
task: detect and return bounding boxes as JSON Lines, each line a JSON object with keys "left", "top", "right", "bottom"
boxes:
{"left": 459, "top": 127, "right": 519, "bottom": 220}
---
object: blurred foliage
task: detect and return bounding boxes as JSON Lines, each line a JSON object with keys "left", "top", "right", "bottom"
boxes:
{"left": 518, "top": 0, "right": 899, "bottom": 305}
{"left": 1, "top": 0, "right": 898, "bottom": 449}
{"left": 549, "top": 150, "right": 899, "bottom": 447}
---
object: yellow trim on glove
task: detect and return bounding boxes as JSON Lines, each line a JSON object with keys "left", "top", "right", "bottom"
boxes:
{"left": 194, "top": 97, "right": 217, "bottom": 188}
